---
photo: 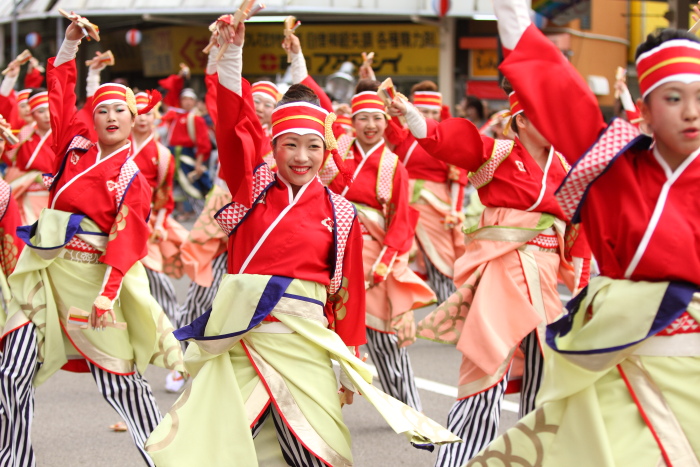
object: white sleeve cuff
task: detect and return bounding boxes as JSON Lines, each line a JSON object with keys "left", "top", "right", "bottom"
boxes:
{"left": 54, "top": 38, "right": 81, "bottom": 67}
{"left": 86, "top": 67, "right": 101, "bottom": 97}
{"left": 619, "top": 86, "right": 636, "bottom": 112}
{"left": 405, "top": 103, "right": 427, "bottom": 139}
{"left": 493, "top": 0, "right": 532, "bottom": 50}
{"left": 290, "top": 49, "right": 308, "bottom": 84}
{"left": 217, "top": 43, "right": 243, "bottom": 96}
{"left": 0, "top": 74, "right": 18, "bottom": 97}
{"left": 206, "top": 46, "right": 219, "bottom": 75}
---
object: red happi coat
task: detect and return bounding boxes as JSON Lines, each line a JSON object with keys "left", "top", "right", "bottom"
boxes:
{"left": 5, "top": 125, "right": 55, "bottom": 174}
{"left": 0, "top": 179, "right": 24, "bottom": 276}
{"left": 159, "top": 74, "right": 212, "bottom": 161}
{"left": 0, "top": 90, "right": 26, "bottom": 132}
{"left": 322, "top": 135, "right": 417, "bottom": 256}
{"left": 46, "top": 56, "right": 152, "bottom": 300}
{"left": 129, "top": 134, "right": 176, "bottom": 217}
{"left": 214, "top": 79, "right": 367, "bottom": 347}
{"left": 500, "top": 24, "right": 700, "bottom": 285}
{"left": 385, "top": 117, "right": 468, "bottom": 187}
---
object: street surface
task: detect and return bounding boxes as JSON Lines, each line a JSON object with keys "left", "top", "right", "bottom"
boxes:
{"left": 31, "top": 276, "right": 555, "bottom": 466}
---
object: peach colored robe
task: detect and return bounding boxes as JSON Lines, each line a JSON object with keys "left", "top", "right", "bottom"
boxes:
{"left": 418, "top": 207, "right": 575, "bottom": 398}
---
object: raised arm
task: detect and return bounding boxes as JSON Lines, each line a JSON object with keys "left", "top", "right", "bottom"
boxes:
{"left": 493, "top": 0, "right": 606, "bottom": 163}
{"left": 47, "top": 21, "right": 89, "bottom": 162}
{"left": 204, "top": 39, "right": 220, "bottom": 128}
{"left": 215, "top": 19, "right": 269, "bottom": 207}
{"left": 389, "top": 97, "right": 487, "bottom": 172}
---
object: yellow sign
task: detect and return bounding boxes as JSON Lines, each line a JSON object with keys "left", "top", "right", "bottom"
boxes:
{"left": 243, "top": 23, "right": 440, "bottom": 77}
{"left": 470, "top": 49, "right": 499, "bottom": 78}
{"left": 135, "top": 23, "right": 439, "bottom": 78}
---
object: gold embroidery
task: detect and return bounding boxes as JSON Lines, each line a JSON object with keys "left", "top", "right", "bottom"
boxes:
{"left": 328, "top": 277, "right": 350, "bottom": 321}
{"left": 108, "top": 205, "right": 129, "bottom": 241}
{"left": 468, "top": 408, "right": 559, "bottom": 466}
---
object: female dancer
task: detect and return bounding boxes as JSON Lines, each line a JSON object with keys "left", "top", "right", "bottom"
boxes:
{"left": 389, "top": 68, "right": 589, "bottom": 467}
{"left": 0, "top": 17, "right": 183, "bottom": 466}
{"left": 469, "top": 1, "right": 700, "bottom": 465}
{"left": 146, "top": 19, "right": 457, "bottom": 467}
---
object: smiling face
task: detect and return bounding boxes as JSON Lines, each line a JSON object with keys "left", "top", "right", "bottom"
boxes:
{"left": 94, "top": 102, "right": 135, "bottom": 152}
{"left": 640, "top": 80, "right": 700, "bottom": 166}
{"left": 353, "top": 111, "right": 387, "bottom": 152}
{"left": 273, "top": 133, "right": 325, "bottom": 190}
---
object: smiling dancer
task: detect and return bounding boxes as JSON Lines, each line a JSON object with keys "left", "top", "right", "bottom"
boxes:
{"left": 146, "top": 19, "right": 457, "bottom": 467}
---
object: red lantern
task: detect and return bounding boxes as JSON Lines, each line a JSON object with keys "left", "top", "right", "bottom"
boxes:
{"left": 126, "top": 29, "right": 142, "bottom": 46}
{"left": 25, "top": 32, "right": 41, "bottom": 49}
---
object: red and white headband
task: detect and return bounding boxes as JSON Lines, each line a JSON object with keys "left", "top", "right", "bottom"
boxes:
{"left": 17, "top": 89, "right": 32, "bottom": 106}
{"left": 413, "top": 91, "right": 442, "bottom": 110}
{"left": 270, "top": 102, "right": 330, "bottom": 141}
{"left": 351, "top": 91, "right": 386, "bottom": 117}
{"left": 28, "top": 91, "right": 48, "bottom": 113}
{"left": 93, "top": 83, "right": 161, "bottom": 116}
{"left": 252, "top": 81, "right": 281, "bottom": 103}
{"left": 636, "top": 39, "right": 700, "bottom": 98}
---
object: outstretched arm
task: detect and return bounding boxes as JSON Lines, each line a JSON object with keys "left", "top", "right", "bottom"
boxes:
{"left": 493, "top": 0, "right": 606, "bottom": 163}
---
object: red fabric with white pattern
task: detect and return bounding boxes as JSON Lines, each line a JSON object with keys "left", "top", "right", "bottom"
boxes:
{"left": 328, "top": 191, "right": 356, "bottom": 294}
{"left": 657, "top": 311, "right": 700, "bottom": 335}
{"left": 555, "top": 118, "right": 640, "bottom": 221}
{"left": 469, "top": 139, "right": 515, "bottom": 189}
{"left": 215, "top": 165, "right": 275, "bottom": 236}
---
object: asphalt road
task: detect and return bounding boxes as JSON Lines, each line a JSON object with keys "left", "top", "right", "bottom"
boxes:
{"left": 31, "top": 277, "right": 527, "bottom": 466}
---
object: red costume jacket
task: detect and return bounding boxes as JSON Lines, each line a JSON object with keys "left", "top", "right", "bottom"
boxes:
{"left": 215, "top": 79, "right": 367, "bottom": 347}
{"left": 500, "top": 24, "right": 700, "bottom": 285}
{"left": 129, "top": 134, "right": 176, "bottom": 218}
{"left": 46, "top": 56, "right": 152, "bottom": 301}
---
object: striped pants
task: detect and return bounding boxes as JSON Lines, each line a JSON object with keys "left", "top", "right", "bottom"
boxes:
{"left": 365, "top": 328, "right": 422, "bottom": 412}
{"left": 175, "top": 252, "right": 228, "bottom": 329}
{"left": 251, "top": 406, "right": 326, "bottom": 467}
{"left": 434, "top": 330, "right": 544, "bottom": 466}
{"left": 144, "top": 268, "right": 179, "bottom": 322}
{"left": 423, "top": 256, "right": 457, "bottom": 304}
{"left": 0, "top": 323, "right": 162, "bottom": 467}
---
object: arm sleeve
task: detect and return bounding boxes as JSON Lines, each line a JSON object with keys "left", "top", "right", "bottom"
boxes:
{"left": 331, "top": 219, "right": 367, "bottom": 347}
{"left": 46, "top": 55, "right": 88, "bottom": 166}
{"left": 290, "top": 50, "right": 309, "bottom": 84}
{"left": 0, "top": 74, "right": 17, "bottom": 97}
{"left": 498, "top": 24, "right": 606, "bottom": 164}
{"left": 158, "top": 74, "right": 184, "bottom": 108}
{"left": 204, "top": 72, "right": 219, "bottom": 128}
{"left": 0, "top": 191, "right": 23, "bottom": 276}
{"left": 85, "top": 66, "right": 101, "bottom": 97}
{"left": 194, "top": 115, "right": 212, "bottom": 161}
{"left": 100, "top": 174, "right": 151, "bottom": 277}
{"left": 416, "top": 117, "right": 487, "bottom": 172}
{"left": 384, "top": 117, "right": 409, "bottom": 147}
{"left": 23, "top": 68, "right": 44, "bottom": 89}
{"left": 153, "top": 152, "right": 176, "bottom": 217}
{"left": 383, "top": 162, "right": 416, "bottom": 254}
{"left": 216, "top": 80, "right": 269, "bottom": 207}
